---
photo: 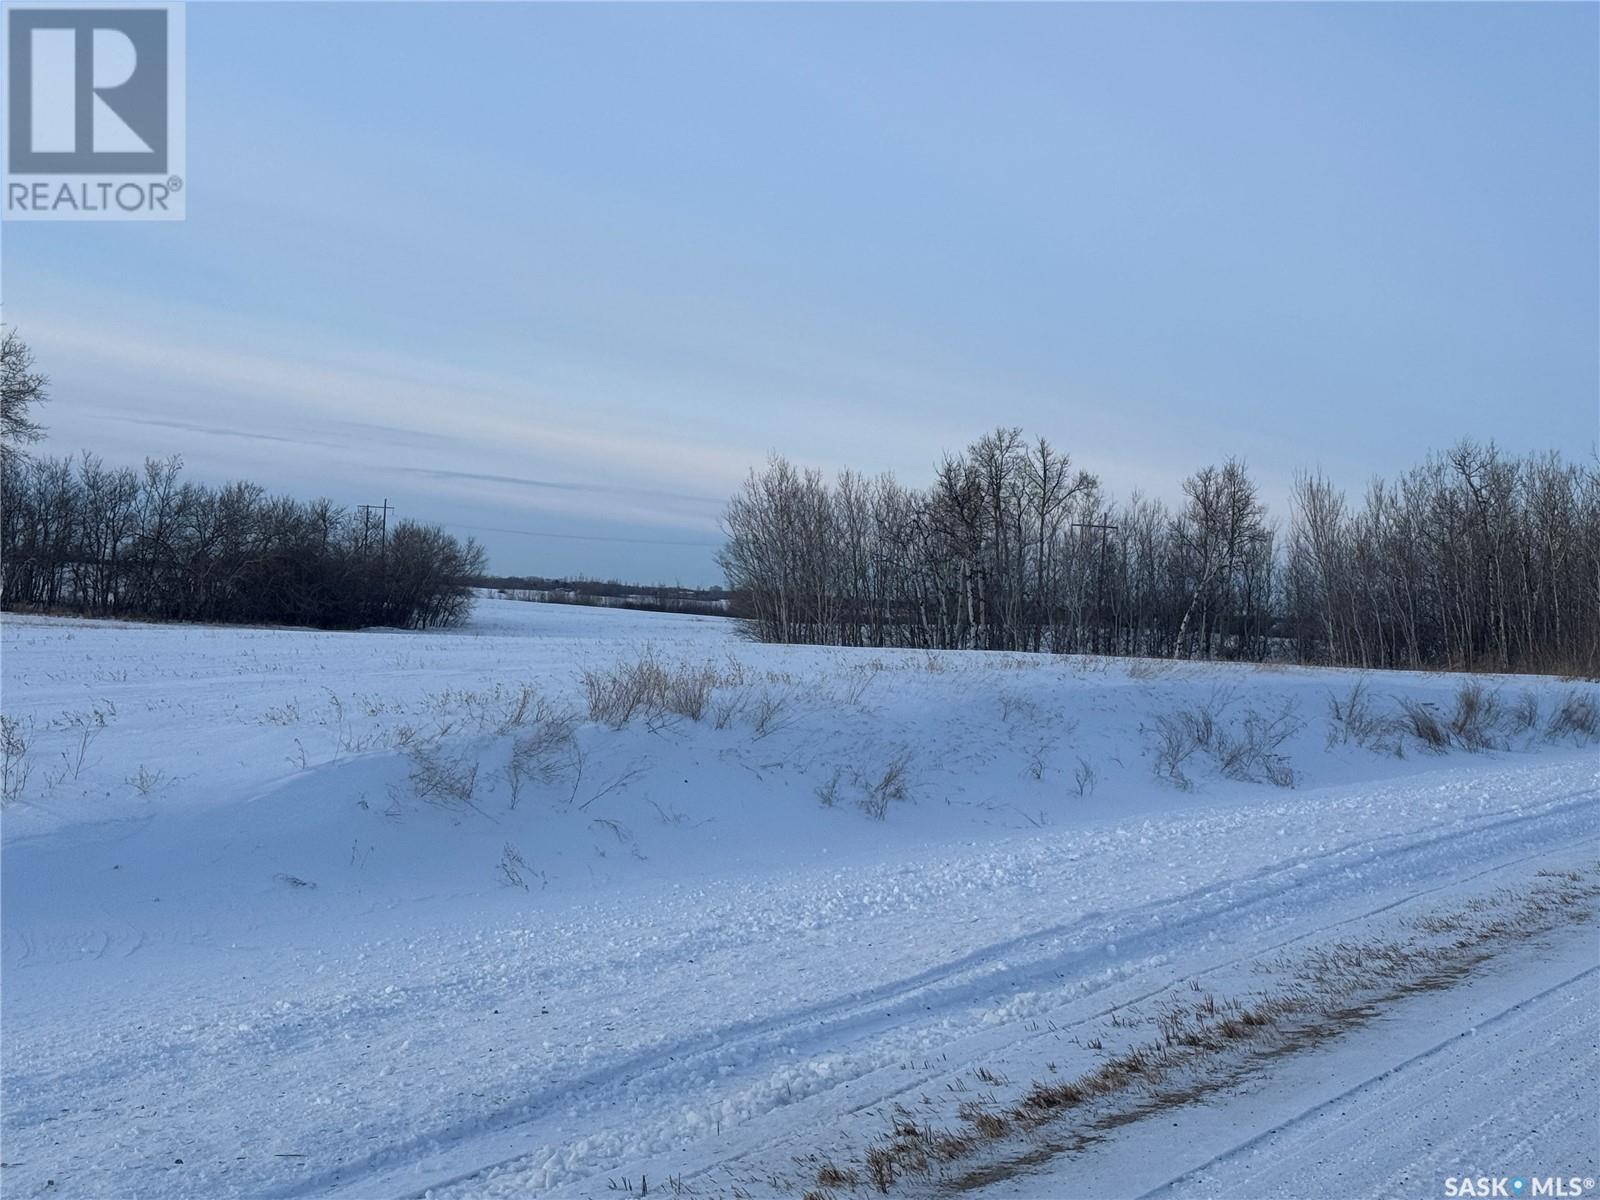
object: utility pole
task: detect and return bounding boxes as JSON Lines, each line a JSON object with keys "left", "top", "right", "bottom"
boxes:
{"left": 357, "top": 499, "right": 393, "bottom": 557}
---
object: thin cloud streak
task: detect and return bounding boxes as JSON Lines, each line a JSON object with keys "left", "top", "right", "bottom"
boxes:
{"left": 26, "top": 313, "right": 760, "bottom": 492}
{"left": 398, "top": 466, "right": 723, "bottom": 510}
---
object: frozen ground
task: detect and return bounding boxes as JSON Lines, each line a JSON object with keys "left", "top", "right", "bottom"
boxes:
{"left": 2, "top": 598, "right": 1595, "bottom": 1199}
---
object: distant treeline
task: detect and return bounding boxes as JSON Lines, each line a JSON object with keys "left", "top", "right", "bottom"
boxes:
{"left": 720, "top": 431, "right": 1599, "bottom": 675}
{"left": 2, "top": 453, "right": 486, "bottom": 629}
{"left": 479, "top": 574, "right": 734, "bottom": 617}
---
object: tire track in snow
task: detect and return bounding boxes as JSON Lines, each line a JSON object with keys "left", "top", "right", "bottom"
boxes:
{"left": 291, "top": 787, "right": 1598, "bottom": 1200}
{"left": 662, "top": 819, "right": 1600, "bottom": 1199}
{"left": 1135, "top": 963, "right": 1600, "bottom": 1200}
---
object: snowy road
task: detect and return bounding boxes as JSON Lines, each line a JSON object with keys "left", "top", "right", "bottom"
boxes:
{"left": 966, "top": 922, "right": 1599, "bottom": 1200}
{"left": 1161, "top": 948, "right": 1599, "bottom": 1200}
{"left": 2, "top": 602, "right": 1596, "bottom": 1199}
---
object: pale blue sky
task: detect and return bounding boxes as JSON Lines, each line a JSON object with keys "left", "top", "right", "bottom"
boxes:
{"left": 5, "top": 2, "right": 1596, "bottom": 584}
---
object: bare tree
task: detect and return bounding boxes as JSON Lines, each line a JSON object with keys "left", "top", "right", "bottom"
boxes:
{"left": 1, "top": 328, "right": 49, "bottom": 471}
{"left": 3, "top": 451, "right": 484, "bottom": 630}
{"left": 1172, "top": 460, "right": 1267, "bottom": 659}
{"left": 720, "top": 435, "right": 1596, "bottom": 675}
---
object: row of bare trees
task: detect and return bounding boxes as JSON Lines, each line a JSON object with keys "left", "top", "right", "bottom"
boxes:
{"left": 719, "top": 429, "right": 1598, "bottom": 674}
{"left": 0, "top": 330, "right": 484, "bottom": 630}
{"left": 1, "top": 452, "right": 486, "bottom": 629}
{"left": 1285, "top": 444, "right": 1598, "bottom": 673}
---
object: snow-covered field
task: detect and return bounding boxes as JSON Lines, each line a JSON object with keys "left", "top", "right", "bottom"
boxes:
{"left": 2, "top": 598, "right": 1595, "bottom": 1200}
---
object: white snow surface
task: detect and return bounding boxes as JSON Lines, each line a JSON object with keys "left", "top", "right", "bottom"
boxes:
{"left": 2, "top": 598, "right": 1596, "bottom": 1199}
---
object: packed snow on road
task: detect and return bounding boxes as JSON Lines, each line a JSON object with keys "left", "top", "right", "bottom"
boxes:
{"left": 3, "top": 598, "right": 1596, "bottom": 1199}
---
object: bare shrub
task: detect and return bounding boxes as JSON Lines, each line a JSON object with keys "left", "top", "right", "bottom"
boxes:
{"left": 574, "top": 757, "right": 647, "bottom": 811}
{"left": 54, "top": 700, "right": 116, "bottom": 730}
{"left": 1152, "top": 691, "right": 1299, "bottom": 788}
{"left": 581, "top": 657, "right": 658, "bottom": 728}
{"left": 749, "top": 689, "right": 789, "bottom": 738}
{"left": 959, "top": 1104, "right": 1009, "bottom": 1140}
{"left": 1073, "top": 756, "right": 1097, "bottom": 797}
{"left": 126, "top": 763, "right": 165, "bottom": 795}
{"left": 815, "top": 768, "right": 843, "bottom": 808}
{"left": 1546, "top": 689, "right": 1599, "bottom": 743}
{"left": 492, "top": 683, "right": 542, "bottom": 736}
{"left": 42, "top": 702, "right": 117, "bottom": 786}
{"left": 999, "top": 692, "right": 1039, "bottom": 723}
{"left": 1326, "top": 681, "right": 1396, "bottom": 749}
{"left": 2, "top": 714, "right": 33, "bottom": 805}
{"left": 313, "top": 688, "right": 386, "bottom": 757}
{"left": 859, "top": 750, "right": 912, "bottom": 820}
{"left": 1389, "top": 682, "right": 1509, "bottom": 753}
{"left": 663, "top": 668, "right": 715, "bottom": 722}
{"left": 580, "top": 651, "right": 726, "bottom": 728}
{"left": 1152, "top": 709, "right": 1205, "bottom": 791}
{"left": 1151, "top": 686, "right": 1234, "bottom": 789}
{"left": 1397, "top": 698, "right": 1450, "bottom": 751}
{"left": 1025, "top": 739, "right": 1049, "bottom": 781}
{"left": 503, "top": 702, "right": 579, "bottom": 807}
{"left": 837, "top": 670, "right": 876, "bottom": 707}
{"left": 497, "top": 842, "right": 538, "bottom": 890}
{"left": 1152, "top": 684, "right": 1235, "bottom": 790}
{"left": 1215, "top": 702, "right": 1301, "bottom": 786}
{"left": 1448, "top": 681, "right": 1501, "bottom": 751}
{"left": 710, "top": 689, "right": 747, "bottom": 730}
{"left": 406, "top": 744, "right": 480, "bottom": 809}
{"left": 260, "top": 700, "right": 301, "bottom": 726}
{"left": 864, "top": 1146, "right": 896, "bottom": 1194}
{"left": 1262, "top": 757, "right": 1298, "bottom": 788}
{"left": 1126, "top": 659, "right": 1171, "bottom": 680}
{"left": 815, "top": 1162, "right": 857, "bottom": 1190}
{"left": 1509, "top": 689, "right": 1540, "bottom": 733}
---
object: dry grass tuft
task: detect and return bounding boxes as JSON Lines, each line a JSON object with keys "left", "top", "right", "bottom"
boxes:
{"left": 1547, "top": 688, "right": 1599, "bottom": 743}
{"left": 1151, "top": 689, "right": 1300, "bottom": 789}
{"left": 858, "top": 749, "right": 912, "bottom": 820}
{"left": 1448, "top": 681, "right": 1501, "bottom": 751}
{"left": 814, "top": 1162, "right": 857, "bottom": 1190}
{"left": 1396, "top": 698, "right": 1451, "bottom": 751}
{"left": 581, "top": 650, "right": 746, "bottom": 728}
{"left": 1326, "top": 681, "right": 1401, "bottom": 753}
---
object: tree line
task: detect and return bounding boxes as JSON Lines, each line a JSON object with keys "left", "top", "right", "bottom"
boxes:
{"left": 0, "top": 330, "right": 485, "bottom": 630}
{"left": 1, "top": 453, "right": 487, "bottom": 629}
{"left": 719, "top": 428, "right": 1599, "bottom": 675}
{"left": 477, "top": 574, "right": 734, "bottom": 617}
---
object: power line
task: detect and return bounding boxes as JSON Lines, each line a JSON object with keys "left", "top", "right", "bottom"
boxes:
{"left": 441, "top": 521, "right": 721, "bottom": 549}
{"left": 357, "top": 499, "right": 392, "bottom": 555}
